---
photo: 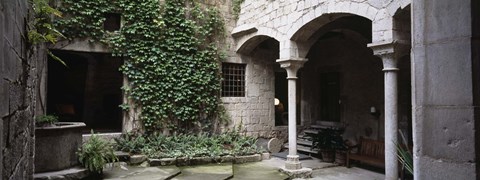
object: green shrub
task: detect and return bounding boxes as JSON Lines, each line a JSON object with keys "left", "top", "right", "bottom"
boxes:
{"left": 78, "top": 131, "right": 118, "bottom": 174}
{"left": 114, "top": 131, "right": 260, "bottom": 159}
{"left": 114, "top": 132, "right": 146, "bottom": 154}
{"left": 35, "top": 115, "right": 58, "bottom": 127}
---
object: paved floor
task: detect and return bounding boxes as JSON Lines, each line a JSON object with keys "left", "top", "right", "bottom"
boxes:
{"left": 36, "top": 156, "right": 385, "bottom": 179}
{"left": 104, "top": 157, "right": 384, "bottom": 180}
{"left": 309, "top": 166, "right": 385, "bottom": 180}
{"left": 257, "top": 157, "right": 385, "bottom": 180}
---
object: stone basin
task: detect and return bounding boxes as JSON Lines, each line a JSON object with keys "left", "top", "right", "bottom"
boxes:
{"left": 34, "top": 122, "right": 86, "bottom": 173}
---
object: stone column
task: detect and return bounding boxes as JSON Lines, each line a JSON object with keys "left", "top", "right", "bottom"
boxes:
{"left": 368, "top": 41, "right": 407, "bottom": 180}
{"left": 276, "top": 58, "right": 307, "bottom": 170}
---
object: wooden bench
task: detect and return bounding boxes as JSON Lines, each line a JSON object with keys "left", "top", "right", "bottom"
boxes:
{"left": 346, "top": 137, "right": 385, "bottom": 168}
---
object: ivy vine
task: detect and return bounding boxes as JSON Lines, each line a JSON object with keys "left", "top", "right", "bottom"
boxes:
{"left": 232, "top": 0, "right": 245, "bottom": 20}
{"left": 28, "top": 0, "right": 66, "bottom": 65}
{"left": 55, "top": 0, "right": 226, "bottom": 133}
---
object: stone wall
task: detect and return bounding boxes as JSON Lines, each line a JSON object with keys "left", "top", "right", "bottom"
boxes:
{"left": 222, "top": 50, "right": 278, "bottom": 139}
{"left": 412, "top": 0, "right": 478, "bottom": 179}
{"left": 1, "top": 0, "right": 44, "bottom": 179}
{"left": 234, "top": 0, "right": 411, "bottom": 47}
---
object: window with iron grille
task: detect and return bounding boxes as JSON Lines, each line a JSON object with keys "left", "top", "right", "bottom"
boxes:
{"left": 222, "top": 63, "right": 246, "bottom": 97}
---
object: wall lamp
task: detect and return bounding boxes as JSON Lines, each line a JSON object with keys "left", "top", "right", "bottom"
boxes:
{"left": 370, "top": 106, "right": 381, "bottom": 117}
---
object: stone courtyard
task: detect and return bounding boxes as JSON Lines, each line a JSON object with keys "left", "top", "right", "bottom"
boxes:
{"left": 35, "top": 156, "right": 385, "bottom": 180}
{"left": 1, "top": 0, "right": 479, "bottom": 179}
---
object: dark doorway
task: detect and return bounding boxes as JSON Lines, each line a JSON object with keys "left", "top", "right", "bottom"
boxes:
{"left": 47, "top": 50, "right": 123, "bottom": 132}
{"left": 320, "top": 72, "right": 341, "bottom": 122}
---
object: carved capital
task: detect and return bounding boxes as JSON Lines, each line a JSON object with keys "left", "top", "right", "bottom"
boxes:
{"left": 276, "top": 58, "right": 308, "bottom": 79}
{"left": 368, "top": 40, "right": 410, "bottom": 71}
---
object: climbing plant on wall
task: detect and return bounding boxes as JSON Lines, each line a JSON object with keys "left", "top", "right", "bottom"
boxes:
{"left": 232, "top": 0, "right": 245, "bottom": 19}
{"left": 55, "top": 0, "right": 225, "bottom": 133}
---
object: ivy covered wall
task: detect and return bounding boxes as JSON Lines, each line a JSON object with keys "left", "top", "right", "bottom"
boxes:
{"left": 54, "top": 0, "right": 231, "bottom": 134}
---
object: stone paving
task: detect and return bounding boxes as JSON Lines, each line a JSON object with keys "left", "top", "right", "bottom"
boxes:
{"left": 98, "top": 156, "right": 384, "bottom": 180}
{"left": 35, "top": 155, "right": 384, "bottom": 179}
{"left": 103, "top": 165, "right": 180, "bottom": 180}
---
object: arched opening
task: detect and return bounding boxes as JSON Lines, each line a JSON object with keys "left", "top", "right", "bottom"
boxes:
{"left": 300, "top": 15, "right": 386, "bottom": 142}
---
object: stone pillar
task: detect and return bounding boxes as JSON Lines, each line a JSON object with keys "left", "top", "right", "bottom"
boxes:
{"left": 412, "top": 0, "right": 478, "bottom": 179}
{"left": 368, "top": 41, "right": 407, "bottom": 180}
{"left": 276, "top": 58, "right": 307, "bottom": 170}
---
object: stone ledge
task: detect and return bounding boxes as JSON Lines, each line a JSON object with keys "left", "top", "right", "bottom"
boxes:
{"left": 234, "top": 154, "right": 262, "bottom": 164}
{"left": 130, "top": 155, "right": 147, "bottom": 165}
{"left": 149, "top": 158, "right": 176, "bottom": 166}
{"left": 148, "top": 154, "right": 262, "bottom": 167}
{"left": 33, "top": 167, "right": 89, "bottom": 180}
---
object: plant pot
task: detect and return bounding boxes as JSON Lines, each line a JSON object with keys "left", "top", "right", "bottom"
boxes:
{"left": 320, "top": 150, "right": 334, "bottom": 163}
{"left": 335, "top": 150, "right": 346, "bottom": 165}
{"left": 34, "top": 122, "right": 86, "bottom": 173}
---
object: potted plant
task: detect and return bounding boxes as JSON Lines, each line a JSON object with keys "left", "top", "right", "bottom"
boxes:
{"left": 78, "top": 131, "right": 118, "bottom": 178}
{"left": 34, "top": 114, "right": 86, "bottom": 173}
{"left": 332, "top": 133, "right": 347, "bottom": 165}
{"left": 309, "top": 128, "right": 346, "bottom": 163}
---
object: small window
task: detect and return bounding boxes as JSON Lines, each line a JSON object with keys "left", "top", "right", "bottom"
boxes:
{"left": 104, "top": 13, "right": 121, "bottom": 31}
{"left": 222, "top": 63, "right": 246, "bottom": 97}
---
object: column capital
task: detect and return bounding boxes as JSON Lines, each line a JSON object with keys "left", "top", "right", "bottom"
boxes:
{"left": 276, "top": 58, "right": 308, "bottom": 79}
{"left": 368, "top": 40, "right": 410, "bottom": 71}
{"left": 368, "top": 40, "right": 410, "bottom": 56}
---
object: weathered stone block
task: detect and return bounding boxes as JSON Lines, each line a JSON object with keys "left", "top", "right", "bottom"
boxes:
{"left": 422, "top": 41, "right": 473, "bottom": 105}
{"left": 176, "top": 157, "right": 191, "bottom": 166}
{"left": 416, "top": 107, "right": 475, "bottom": 162}
{"left": 424, "top": 1, "right": 471, "bottom": 43}
{"left": 114, "top": 151, "right": 130, "bottom": 162}
{"left": 279, "top": 167, "right": 312, "bottom": 179}
{"left": 148, "top": 158, "right": 176, "bottom": 166}
{"left": 261, "top": 152, "right": 270, "bottom": 160}
{"left": 417, "top": 156, "right": 475, "bottom": 180}
{"left": 234, "top": 154, "right": 262, "bottom": 164}
{"left": 129, "top": 155, "right": 147, "bottom": 165}
{"left": 190, "top": 157, "right": 213, "bottom": 165}
{"left": 215, "top": 155, "right": 234, "bottom": 163}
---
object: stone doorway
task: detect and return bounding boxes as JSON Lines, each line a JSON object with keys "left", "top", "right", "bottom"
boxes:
{"left": 47, "top": 50, "right": 123, "bottom": 133}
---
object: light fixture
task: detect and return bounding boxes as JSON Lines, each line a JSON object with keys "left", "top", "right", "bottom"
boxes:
{"left": 274, "top": 98, "right": 280, "bottom": 106}
{"left": 370, "top": 106, "right": 380, "bottom": 117}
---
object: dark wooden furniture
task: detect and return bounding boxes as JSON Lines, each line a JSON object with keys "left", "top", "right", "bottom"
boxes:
{"left": 346, "top": 137, "right": 385, "bottom": 168}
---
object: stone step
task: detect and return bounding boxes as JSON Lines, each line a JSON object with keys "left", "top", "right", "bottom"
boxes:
{"left": 297, "top": 139, "right": 313, "bottom": 146}
{"left": 297, "top": 145, "right": 319, "bottom": 154}
{"left": 303, "top": 129, "right": 320, "bottom": 135}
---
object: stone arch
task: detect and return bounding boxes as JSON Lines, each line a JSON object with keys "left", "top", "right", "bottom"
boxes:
{"left": 235, "top": 26, "right": 281, "bottom": 55}
{"left": 287, "top": 13, "right": 373, "bottom": 58}
{"left": 290, "top": 13, "right": 371, "bottom": 43}
{"left": 287, "top": 1, "right": 379, "bottom": 41}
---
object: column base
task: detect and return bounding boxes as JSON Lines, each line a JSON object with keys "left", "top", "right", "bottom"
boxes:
{"left": 285, "top": 155, "right": 302, "bottom": 170}
{"left": 280, "top": 167, "right": 312, "bottom": 179}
